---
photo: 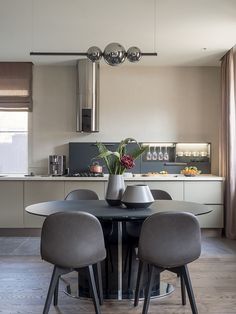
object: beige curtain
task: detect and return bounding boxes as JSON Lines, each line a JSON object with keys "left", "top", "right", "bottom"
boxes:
{"left": 220, "top": 46, "right": 236, "bottom": 239}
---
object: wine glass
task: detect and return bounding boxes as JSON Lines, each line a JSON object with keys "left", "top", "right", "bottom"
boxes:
{"left": 152, "top": 146, "right": 158, "bottom": 160}
{"left": 146, "top": 146, "right": 152, "bottom": 160}
{"left": 164, "top": 147, "right": 169, "bottom": 161}
{"left": 158, "top": 147, "right": 164, "bottom": 160}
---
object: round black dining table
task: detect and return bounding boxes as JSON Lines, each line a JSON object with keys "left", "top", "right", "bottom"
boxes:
{"left": 26, "top": 200, "right": 211, "bottom": 300}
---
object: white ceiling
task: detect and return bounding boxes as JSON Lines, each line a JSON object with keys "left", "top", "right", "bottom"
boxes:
{"left": 0, "top": 0, "right": 236, "bottom": 66}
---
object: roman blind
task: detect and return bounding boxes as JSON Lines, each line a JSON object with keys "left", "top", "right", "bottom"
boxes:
{"left": 0, "top": 62, "right": 33, "bottom": 111}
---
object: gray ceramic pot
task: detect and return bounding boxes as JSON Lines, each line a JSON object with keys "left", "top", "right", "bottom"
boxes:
{"left": 121, "top": 184, "right": 154, "bottom": 208}
{"left": 106, "top": 174, "right": 125, "bottom": 206}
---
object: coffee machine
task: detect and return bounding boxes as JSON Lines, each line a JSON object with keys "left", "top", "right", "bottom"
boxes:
{"left": 48, "top": 155, "right": 66, "bottom": 176}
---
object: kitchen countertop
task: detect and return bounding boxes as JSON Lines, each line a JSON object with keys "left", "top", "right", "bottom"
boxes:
{"left": 0, "top": 174, "right": 224, "bottom": 181}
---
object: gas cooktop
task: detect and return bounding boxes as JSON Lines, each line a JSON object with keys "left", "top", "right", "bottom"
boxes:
{"left": 67, "top": 172, "right": 104, "bottom": 177}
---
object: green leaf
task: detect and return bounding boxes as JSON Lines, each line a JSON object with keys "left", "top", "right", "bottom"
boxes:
{"left": 94, "top": 139, "right": 148, "bottom": 174}
{"left": 129, "top": 145, "right": 148, "bottom": 160}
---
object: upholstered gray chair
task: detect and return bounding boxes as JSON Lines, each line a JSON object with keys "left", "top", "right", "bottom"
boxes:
{"left": 65, "top": 189, "right": 99, "bottom": 201}
{"left": 41, "top": 212, "right": 106, "bottom": 314}
{"left": 125, "top": 189, "right": 172, "bottom": 238}
{"left": 65, "top": 189, "right": 114, "bottom": 291}
{"left": 124, "top": 190, "right": 172, "bottom": 289}
{"left": 134, "top": 212, "right": 201, "bottom": 314}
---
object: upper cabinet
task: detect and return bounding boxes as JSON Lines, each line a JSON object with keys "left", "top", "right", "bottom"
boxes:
{"left": 141, "top": 142, "right": 211, "bottom": 174}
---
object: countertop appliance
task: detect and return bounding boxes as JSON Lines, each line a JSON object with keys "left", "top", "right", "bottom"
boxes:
{"left": 48, "top": 155, "right": 66, "bottom": 176}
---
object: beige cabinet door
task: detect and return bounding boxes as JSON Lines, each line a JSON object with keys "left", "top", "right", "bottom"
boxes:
{"left": 197, "top": 205, "right": 224, "bottom": 228}
{"left": 24, "top": 181, "right": 65, "bottom": 228}
{"left": 144, "top": 181, "right": 184, "bottom": 200}
{"left": 124, "top": 180, "right": 145, "bottom": 187}
{"left": 64, "top": 181, "right": 106, "bottom": 200}
{"left": 184, "top": 181, "right": 224, "bottom": 229}
{"left": 184, "top": 181, "right": 223, "bottom": 204}
{"left": 0, "top": 181, "right": 24, "bottom": 227}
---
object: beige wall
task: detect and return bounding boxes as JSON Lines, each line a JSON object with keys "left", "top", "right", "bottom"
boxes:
{"left": 29, "top": 65, "right": 220, "bottom": 174}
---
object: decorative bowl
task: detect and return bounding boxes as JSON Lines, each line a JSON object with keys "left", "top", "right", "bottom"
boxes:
{"left": 121, "top": 185, "right": 154, "bottom": 209}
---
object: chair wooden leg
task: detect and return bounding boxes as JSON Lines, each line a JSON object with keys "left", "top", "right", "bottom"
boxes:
{"left": 96, "top": 262, "right": 104, "bottom": 305}
{"left": 180, "top": 272, "right": 186, "bottom": 305}
{"left": 142, "top": 264, "right": 155, "bottom": 314}
{"left": 43, "top": 266, "right": 67, "bottom": 314}
{"left": 88, "top": 265, "right": 101, "bottom": 314}
{"left": 181, "top": 265, "right": 198, "bottom": 314}
{"left": 134, "top": 260, "right": 144, "bottom": 306}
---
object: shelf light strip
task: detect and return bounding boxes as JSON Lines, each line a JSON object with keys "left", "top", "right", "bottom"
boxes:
{"left": 142, "top": 143, "right": 174, "bottom": 147}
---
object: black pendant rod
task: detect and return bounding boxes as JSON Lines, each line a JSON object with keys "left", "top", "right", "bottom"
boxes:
{"left": 30, "top": 52, "right": 88, "bottom": 56}
{"left": 30, "top": 51, "right": 157, "bottom": 56}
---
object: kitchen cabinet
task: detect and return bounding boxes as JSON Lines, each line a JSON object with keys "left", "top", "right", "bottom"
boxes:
{"left": 0, "top": 181, "right": 23, "bottom": 227}
{"left": 196, "top": 205, "right": 223, "bottom": 228}
{"left": 24, "top": 181, "right": 64, "bottom": 228}
{"left": 184, "top": 181, "right": 224, "bottom": 228}
{"left": 0, "top": 176, "right": 224, "bottom": 230}
{"left": 144, "top": 181, "right": 184, "bottom": 200}
{"left": 64, "top": 181, "right": 106, "bottom": 200}
{"left": 124, "top": 180, "right": 145, "bottom": 187}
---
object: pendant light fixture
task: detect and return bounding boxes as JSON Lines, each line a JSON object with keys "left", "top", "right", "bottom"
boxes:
{"left": 30, "top": 0, "right": 157, "bottom": 66}
{"left": 30, "top": 43, "right": 157, "bottom": 66}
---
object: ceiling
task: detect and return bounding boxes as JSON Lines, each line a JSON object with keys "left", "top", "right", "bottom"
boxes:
{"left": 0, "top": 0, "right": 236, "bottom": 66}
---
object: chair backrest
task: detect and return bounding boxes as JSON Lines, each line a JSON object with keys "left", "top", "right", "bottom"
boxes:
{"left": 41, "top": 212, "right": 106, "bottom": 269}
{"left": 125, "top": 190, "right": 172, "bottom": 238}
{"left": 138, "top": 212, "right": 201, "bottom": 268}
{"left": 65, "top": 189, "right": 99, "bottom": 201}
{"left": 151, "top": 189, "right": 172, "bottom": 200}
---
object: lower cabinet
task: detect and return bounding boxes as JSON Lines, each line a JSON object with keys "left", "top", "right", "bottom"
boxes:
{"left": 64, "top": 181, "right": 106, "bottom": 200}
{"left": 184, "top": 181, "right": 224, "bottom": 229}
{"left": 0, "top": 181, "right": 24, "bottom": 228}
{"left": 0, "top": 179, "right": 224, "bottom": 230}
{"left": 184, "top": 181, "right": 223, "bottom": 204}
{"left": 144, "top": 181, "right": 184, "bottom": 201}
{"left": 196, "top": 205, "right": 224, "bottom": 228}
{"left": 24, "top": 181, "right": 65, "bottom": 228}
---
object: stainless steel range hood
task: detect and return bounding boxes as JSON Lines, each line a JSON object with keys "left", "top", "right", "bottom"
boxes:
{"left": 76, "top": 59, "right": 100, "bottom": 132}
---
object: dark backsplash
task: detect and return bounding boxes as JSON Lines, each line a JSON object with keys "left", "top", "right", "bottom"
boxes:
{"left": 69, "top": 142, "right": 211, "bottom": 174}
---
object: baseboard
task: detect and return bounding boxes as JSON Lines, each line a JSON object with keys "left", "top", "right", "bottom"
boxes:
{"left": 201, "top": 228, "right": 223, "bottom": 238}
{"left": 0, "top": 228, "right": 41, "bottom": 236}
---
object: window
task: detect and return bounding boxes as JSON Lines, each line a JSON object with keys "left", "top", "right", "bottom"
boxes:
{"left": 0, "top": 112, "right": 28, "bottom": 174}
{"left": 0, "top": 63, "right": 32, "bottom": 175}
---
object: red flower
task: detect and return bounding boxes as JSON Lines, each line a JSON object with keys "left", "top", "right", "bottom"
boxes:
{"left": 120, "top": 154, "right": 135, "bottom": 169}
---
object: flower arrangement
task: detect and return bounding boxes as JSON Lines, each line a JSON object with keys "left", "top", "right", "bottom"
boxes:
{"left": 95, "top": 138, "right": 147, "bottom": 175}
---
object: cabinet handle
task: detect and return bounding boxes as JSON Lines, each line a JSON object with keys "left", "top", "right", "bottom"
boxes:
{"left": 164, "top": 162, "right": 187, "bottom": 166}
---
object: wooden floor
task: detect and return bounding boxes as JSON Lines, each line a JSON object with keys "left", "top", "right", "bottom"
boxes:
{"left": 0, "top": 237, "right": 236, "bottom": 314}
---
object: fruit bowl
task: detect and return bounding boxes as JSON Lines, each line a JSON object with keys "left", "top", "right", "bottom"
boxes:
{"left": 183, "top": 173, "right": 198, "bottom": 177}
{"left": 181, "top": 167, "right": 201, "bottom": 177}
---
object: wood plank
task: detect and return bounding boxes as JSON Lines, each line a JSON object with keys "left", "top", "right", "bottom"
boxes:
{"left": 0, "top": 255, "right": 235, "bottom": 313}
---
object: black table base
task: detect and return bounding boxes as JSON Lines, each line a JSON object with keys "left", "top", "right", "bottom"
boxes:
{"left": 61, "top": 242, "right": 174, "bottom": 300}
